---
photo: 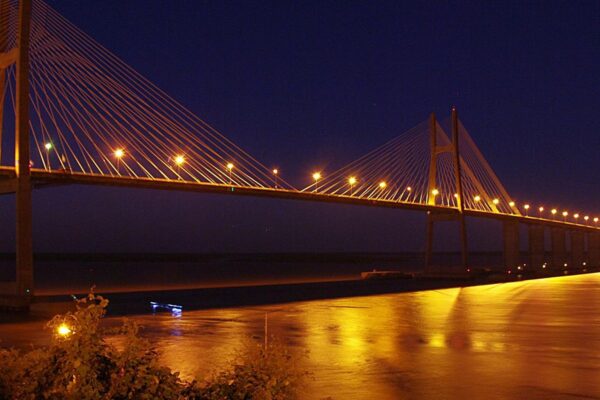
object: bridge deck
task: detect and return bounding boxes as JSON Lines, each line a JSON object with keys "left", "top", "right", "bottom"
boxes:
{"left": 0, "top": 167, "right": 596, "bottom": 233}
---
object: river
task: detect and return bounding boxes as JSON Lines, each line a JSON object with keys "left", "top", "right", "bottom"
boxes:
{"left": 1, "top": 273, "right": 599, "bottom": 399}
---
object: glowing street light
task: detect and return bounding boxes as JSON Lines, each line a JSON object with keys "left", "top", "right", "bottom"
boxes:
{"left": 56, "top": 323, "right": 72, "bottom": 337}
{"left": 509, "top": 201, "right": 515, "bottom": 207}
{"left": 574, "top": 213, "right": 580, "bottom": 221}
{"left": 44, "top": 142, "right": 53, "bottom": 170}
{"left": 584, "top": 216, "right": 590, "bottom": 223}
{"left": 272, "top": 168, "right": 279, "bottom": 188}
{"left": 594, "top": 217, "right": 599, "bottom": 224}
{"left": 538, "top": 206, "right": 544, "bottom": 217}
{"left": 227, "top": 162, "right": 234, "bottom": 184}
{"left": 551, "top": 209, "right": 557, "bottom": 219}
{"left": 379, "top": 181, "right": 387, "bottom": 189}
{"left": 431, "top": 188, "right": 439, "bottom": 196}
{"left": 492, "top": 198, "right": 499, "bottom": 205}
{"left": 523, "top": 204, "right": 530, "bottom": 216}
{"left": 562, "top": 211, "right": 568, "bottom": 221}
{"left": 312, "top": 172, "right": 321, "bottom": 192}
{"left": 114, "top": 148, "right": 124, "bottom": 173}
{"left": 474, "top": 195, "right": 481, "bottom": 202}
{"left": 348, "top": 176, "right": 357, "bottom": 195}
{"left": 174, "top": 155, "right": 185, "bottom": 179}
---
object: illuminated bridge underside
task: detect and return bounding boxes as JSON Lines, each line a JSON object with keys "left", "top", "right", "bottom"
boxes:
{"left": 0, "top": 167, "right": 595, "bottom": 233}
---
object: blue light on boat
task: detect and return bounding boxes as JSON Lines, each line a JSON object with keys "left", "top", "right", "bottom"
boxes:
{"left": 150, "top": 301, "right": 183, "bottom": 316}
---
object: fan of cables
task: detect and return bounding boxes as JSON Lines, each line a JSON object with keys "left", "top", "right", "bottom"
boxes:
{"left": 1, "top": 0, "right": 292, "bottom": 189}
{"left": 302, "top": 117, "right": 520, "bottom": 215}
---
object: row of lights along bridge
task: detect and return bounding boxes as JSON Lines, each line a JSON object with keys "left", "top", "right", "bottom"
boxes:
{"left": 41, "top": 143, "right": 598, "bottom": 226}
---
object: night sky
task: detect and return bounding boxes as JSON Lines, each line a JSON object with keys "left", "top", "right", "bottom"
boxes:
{"left": 1, "top": 0, "right": 599, "bottom": 253}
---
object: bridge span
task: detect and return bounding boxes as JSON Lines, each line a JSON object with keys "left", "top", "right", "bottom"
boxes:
{"left": 1, "top": 0, "right": 598, "bottom": 309}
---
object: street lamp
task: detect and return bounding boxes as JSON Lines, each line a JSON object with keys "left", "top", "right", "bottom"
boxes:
{"left": 44, "top": 142, "right": 53, "bottom": 170}
{"left": 227, "top": 162, "right": 234, "bottom": 184}
{"left": 562, "top": 211, "right": 568, "bottom": 222}
{"left": 551, "top": 209, "right": 557, "bottom": 219}
{"left": 272, "top": 168, "right": 279, "bottom": 188}
{"left": 348, "top": 176, "right": 357, "bottom": 195}
{"left": 574, "top": 213, "right": 580, "bottom": 223}
{"left": 538, "top": 206, "right": 544, "bottom": 217}
{"left": 312, "top": 172, "right": 321, "bottom": 192}
{"left": 174, "top": 155, "right": 185, "bottom": 178}
{"left": 114, "top": 148, "right": 124, "bottom": 173}
{"left": 524, "top": 204, "right": 530, "bottom": 216}
{"left": 56, "top": 323, "right": 72, "bottom": 337}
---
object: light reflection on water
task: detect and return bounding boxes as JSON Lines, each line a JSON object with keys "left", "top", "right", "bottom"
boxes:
{"left": 128, "top": 273, "right": 600, "bottom": 399}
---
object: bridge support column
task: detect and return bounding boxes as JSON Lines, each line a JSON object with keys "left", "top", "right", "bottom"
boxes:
{"left": 0, "top": 0, "right": 9, "bottom": 162}
{"left": 587, "top": 232, "right": 600, "bottom": 268}
{"left": 570, "top": 231, "right": 585, "bottom": 270}
{"left": 528, "top": 224, "right": 545, "bottom": 270}
{"left": 503, "top": 221, "right": 520, "bottom": 271}
{"left": 550, "top": 228, "right": 567, "bottom": 270}
{"left": 15, "top": 0, "right": 33, "bottom": 302}
{"left": 424, "top": 108, "right": 468, "bottom": 275}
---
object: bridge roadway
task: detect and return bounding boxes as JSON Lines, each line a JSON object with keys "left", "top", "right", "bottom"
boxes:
{"left": 0, "top": 166, "right": 597, "bottom": 233}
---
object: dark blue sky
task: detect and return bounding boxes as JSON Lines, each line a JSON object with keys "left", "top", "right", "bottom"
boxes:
{"left": 2, "top": 0, "right": 599, "bottom": 253}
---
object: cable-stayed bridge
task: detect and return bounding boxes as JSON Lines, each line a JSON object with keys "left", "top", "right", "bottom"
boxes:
{"left": 1, "top": 0, "right": 598, "bottom": 308}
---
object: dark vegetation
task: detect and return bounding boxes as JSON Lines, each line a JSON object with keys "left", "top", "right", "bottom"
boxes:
{"left": 0, "top": 293, "right": 307, "bottom": 399}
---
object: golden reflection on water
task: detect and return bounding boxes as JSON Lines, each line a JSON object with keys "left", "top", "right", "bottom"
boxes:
{"left": 134, "top": 274, "right": 600, "bottom": 399}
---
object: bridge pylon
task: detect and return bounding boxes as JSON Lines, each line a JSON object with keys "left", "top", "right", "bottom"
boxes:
{"left": 424, "top": 107, "right": 469, "bottom": 274}
{"left": 0, "top": 0, "right": 33, "bottom": 309}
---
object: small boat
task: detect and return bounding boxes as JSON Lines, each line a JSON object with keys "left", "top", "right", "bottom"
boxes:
{"left": 361, "top": 269, "right": 413, "bottom": 280}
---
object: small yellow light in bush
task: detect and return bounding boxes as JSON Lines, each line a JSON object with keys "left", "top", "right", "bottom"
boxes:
{"left": 57, "top": 323, "right": 72, "bottom": 337}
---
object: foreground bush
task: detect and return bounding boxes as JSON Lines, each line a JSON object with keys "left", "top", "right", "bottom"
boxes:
{"left": 0, "top": 293, "right": 306, "bottom": 400}
{"left": 197, "top": 339, "right": 308, "bottom": 400}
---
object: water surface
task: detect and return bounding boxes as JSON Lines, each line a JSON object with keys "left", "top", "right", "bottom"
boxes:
{"left": 135, "top": 273, "right": 600, "bottom": 399}
{"left": 2, "top": 273, "right": 598, "bottom": 399}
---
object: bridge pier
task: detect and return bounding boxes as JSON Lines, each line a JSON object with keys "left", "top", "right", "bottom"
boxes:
{"left": 0, "top": 0, "right": 33, "bottom": 310}
{"left": 528, "top": 224, "right": 545, "bottom": 270}
{"left": 588, "top": 232, "right": 600, "bottom": 268}
{"left": 570, "top": 230, "right": 585, "bottom": 270}
{"left": 503, "top": 221, "right": 520, "bottom": 271}
{"left": 550, "top": 228, "right": 567, "bottom": 270}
